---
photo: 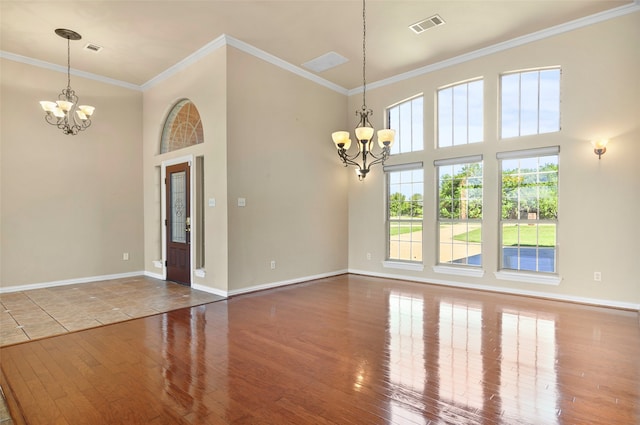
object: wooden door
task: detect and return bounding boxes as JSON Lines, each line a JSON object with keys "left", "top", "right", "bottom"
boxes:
{"left": 166, "top": 163, "right": 191, "bottom": 285}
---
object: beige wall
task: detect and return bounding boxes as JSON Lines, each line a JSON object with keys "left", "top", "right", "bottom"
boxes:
{"left": 142, "top": 47, "right": 230, "bottom": 293}
{"left": 2, "top": 12, "right": 637, "bottom": 308}
{"left": 226, "top": 47, "right": 348, "bottom": 292}
{"left": 347, "top": 13, "right": 640, "bottom": 306}
{"left": 142, "top": 45, "right": 349, "bottom": 294}
{"left": 0, "top": 59, "right": 144, "bottom": 288}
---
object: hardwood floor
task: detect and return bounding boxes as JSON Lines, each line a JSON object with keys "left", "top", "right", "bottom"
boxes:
{"left": 1, "top": 274, "right": 638, "bottom": 424}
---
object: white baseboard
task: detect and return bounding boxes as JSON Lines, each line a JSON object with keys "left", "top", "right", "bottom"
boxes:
{"left": 191, "top": 283, "right": 227, "bottom": 298}
{"left": 227, "top": 269, "right": 348, "bottom": 297}
{"left": 0, "top": 271, "right": 145, "bottom": 294}
{"left": 143, "top": 271, "right": 165, "bottom": 280}
{"left": 348, "top": 268, "right": 640, "bottom": 311}
{"left": 5, "top": 268, "right": 632, "bottom": 313}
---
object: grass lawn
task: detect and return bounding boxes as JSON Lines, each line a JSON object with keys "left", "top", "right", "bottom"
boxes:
{"left": 453, "top": 224, "right": 556, "bottom": 246}
{"left": 390, "top": 223, "right": 423, "bottom": 236}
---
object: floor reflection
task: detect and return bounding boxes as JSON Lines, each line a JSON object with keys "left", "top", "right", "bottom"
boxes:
{"left": 159, "top": 305, "right": 210, "bottom": 420}
{"left": 386, "top": 290, "right": 561, "bottom": 425}
{"left": 1, "top": 275, "right": 637, "bottom": 424}
{"left": 500, "top": 310, "right": 558, "bottom": 425}
{"left": 439, "top": 300, "right": 484, "bottom": 412}
{"left": 388, "top": 291, "right": 427, "bottom": 424}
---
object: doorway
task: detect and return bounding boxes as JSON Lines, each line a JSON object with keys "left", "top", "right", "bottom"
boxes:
{"left": 166, "top": 162, "right": 191, "bottom": 285}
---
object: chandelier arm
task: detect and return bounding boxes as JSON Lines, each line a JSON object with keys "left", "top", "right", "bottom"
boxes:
{"left": 343, "top": 148, "right": 365, "bottom": 162}
{"left": 365, "top": 152, "right": 388, "bottom": 170}
{"left": 329, "top": 0, "right": 393, "bottom": 180}
{"left": 40, "top": 29, "right": 95, "bottom": 136}
{"left": 337, "top": 149, "right": 365, "bottom": 168}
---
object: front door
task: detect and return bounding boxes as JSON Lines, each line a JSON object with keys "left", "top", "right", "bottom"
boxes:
{"left": 166, "top": 162, "right": 191, "bottom": 285}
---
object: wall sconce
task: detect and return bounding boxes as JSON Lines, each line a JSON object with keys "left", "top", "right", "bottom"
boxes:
{"left": 591, "top": 139, "right": 608, "bottom": 159}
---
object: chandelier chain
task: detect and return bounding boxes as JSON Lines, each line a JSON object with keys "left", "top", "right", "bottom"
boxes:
{"left": 66, "top": 36, "right": 71, "bottom": 89}
{"left": 331, "top": 0, "right": 394, "bottom": 180}
{"left": 361, "top": 0, "right": 367, "bottom": 108}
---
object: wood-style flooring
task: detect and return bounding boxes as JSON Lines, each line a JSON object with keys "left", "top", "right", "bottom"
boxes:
{"left": 1, "top": 274, "right": 639, "bottom": 424}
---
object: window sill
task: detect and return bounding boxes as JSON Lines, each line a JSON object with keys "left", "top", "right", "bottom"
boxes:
{"left": 433, "top": 265, "right": 484, "bottom": 278}
{"left": 383, "top": 261, "right": 424, "bottom": 272}
{"left": 494, "top": 270, "right": 561, "bottom": 286}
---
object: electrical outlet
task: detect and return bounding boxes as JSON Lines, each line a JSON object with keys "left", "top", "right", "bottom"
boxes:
{"left": 593, "top": 271, "right": 601, "bottom": 281}
{"left": 123, "top": 253, "right": 129, "bottom": 261}
{"left": 270, "top": 260, "right": 276, "bottom": 270}
{"left": 366, "top": 253, "right": 372, "bottom": 260}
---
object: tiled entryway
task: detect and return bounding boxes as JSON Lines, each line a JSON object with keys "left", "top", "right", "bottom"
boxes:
{"left": 0, "top": 276, "right": 225, "bottom": 347}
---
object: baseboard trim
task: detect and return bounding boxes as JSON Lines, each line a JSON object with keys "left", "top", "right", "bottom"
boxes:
{"left": 191, "top": 283, "right": 228, "bottom": 298}
{"left": 227, "top": 269, "right": 348, "bottom": 297}
{"left": 143, "top": 271, "right": 165, "bottom": 280}
{"left": 348, "top": 268, "right": 640, "bottom": 311}
{"left": 0, "top": 271, "right": 145, "bottom": 294}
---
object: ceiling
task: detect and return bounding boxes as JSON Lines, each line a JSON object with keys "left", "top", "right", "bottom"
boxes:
{"left": 0, "top": 1, "right": 634, "bottom": 90}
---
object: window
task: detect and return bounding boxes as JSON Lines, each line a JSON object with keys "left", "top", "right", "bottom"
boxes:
{"left": 501, "top": 68, "right": 560, "bottom": 138}
{"left": 160, "top": 99, "right": 204, "bottom": 154}
{"left": 386, "top": 164, "right": 423, "bottom": 262}
{"left": 436, "top": 156, "right": 483, "bottom": 267}
{"left": 437, "top": 79, "right": 483, "bottom": 147}
{"left": 388, "top": 96, "right": 423, "bottom": 154}
{"left": 498, "top": 147, "right": 559, "bottom": 273}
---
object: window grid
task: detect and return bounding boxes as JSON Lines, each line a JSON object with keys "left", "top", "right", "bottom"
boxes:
{"left": 161, "top": 99, "right": 204, "bottom": 154}
{"left": 501, "top": 68, "right": 560, "bottom": 139}
{"left": 387, "top": 169, "right": 423, "bottom": 262}
{"left": 437, "top": 161, "right": 483, "bottom": 267}
{"left": 500, "top": 155, "right": 558, "bottom": 273}
{"left": 388, "top": 96, "right": 424, "bottom": 155}
{"left": 438, "top": 79, "right": 484, "bottom": 148}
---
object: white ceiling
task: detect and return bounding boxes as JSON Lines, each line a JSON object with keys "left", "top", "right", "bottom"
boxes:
{"left": 0, "top": 1, "right": 635, "bottom": 90}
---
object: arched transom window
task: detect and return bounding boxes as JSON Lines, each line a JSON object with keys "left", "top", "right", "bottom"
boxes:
{"left": 160, "top": 99, "right": 204, "bottom": 153}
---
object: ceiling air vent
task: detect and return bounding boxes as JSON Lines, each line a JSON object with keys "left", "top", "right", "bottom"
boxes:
{"left": 83, "top": 43, "right": 103, "bottom": 53}
{"left": 409, "top": 14, "right": 445, "bottom": 34}
{"left": 302, "top": 51, "right": 348, "bottom": 73}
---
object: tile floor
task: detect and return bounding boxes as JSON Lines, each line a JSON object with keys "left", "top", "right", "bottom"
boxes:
{"left": 0, "top": 276, "right": 225, "bottom": 347}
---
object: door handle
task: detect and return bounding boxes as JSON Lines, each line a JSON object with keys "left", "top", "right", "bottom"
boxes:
{"left": 185, "top": 217, "right": 191, "bottom": 233}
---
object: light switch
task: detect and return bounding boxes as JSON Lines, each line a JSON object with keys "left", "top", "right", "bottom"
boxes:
{"left": 208, "top": 198, "right": 216, "bottom": 207}
{"left": 238, "top": 197, "right": 246, "bottom": 207}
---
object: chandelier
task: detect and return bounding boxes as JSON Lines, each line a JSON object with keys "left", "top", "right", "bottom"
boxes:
{"left": 332, "top": 0, "right": 395, "bottom": 180}
{"left": 39, "top": 28, "right": 95, "bottom": 135}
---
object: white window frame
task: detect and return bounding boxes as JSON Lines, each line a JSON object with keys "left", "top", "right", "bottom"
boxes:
{"left": 495, "top": 146, "right": 561, "bottom": 285}
{"left": 437, "top": 78, "right": 484, "bottom": 148}
{"left": 387, "top": 95, "right": 424, "bottom": 155}
{"left": 500, "top": 67, "right": 561, "bottom": 139}
{"left": 383, "top": 162, "right": 424, "bottom": 271}
{"left": 434, "top": 155, "right": 484, "bottom": 277}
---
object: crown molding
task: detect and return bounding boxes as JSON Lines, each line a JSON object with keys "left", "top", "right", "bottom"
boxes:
{"left": 3, "top": 1, "right": 637, "bottom": 95}
{"left": 140, "top": 34, "right": 227, "bottom": 91}
{"left": 223, "top": 35, "right": 348, "bottom": 95}
{"left": 349, "top": 0, "right": 640, "bottom": 96}
{"left": 0, "top": 50, "right": 141, "bottom": 91}
{"left": 142, "top": 34, "right": 348, "bottom": 94}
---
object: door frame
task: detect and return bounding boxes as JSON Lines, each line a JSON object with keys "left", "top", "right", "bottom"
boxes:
{"left": 161, "top": 154, "right": 195, "bottom": 283}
